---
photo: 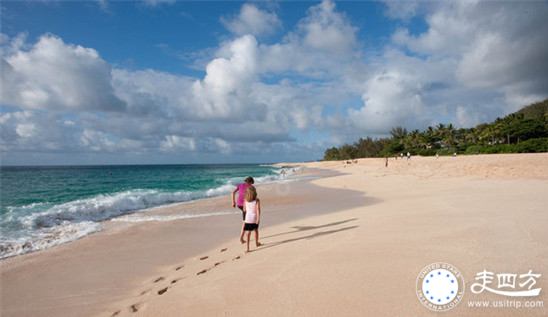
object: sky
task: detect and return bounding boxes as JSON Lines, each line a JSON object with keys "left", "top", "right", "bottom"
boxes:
{"left": 1, "top": 0, "right": 548, "bottom": 166}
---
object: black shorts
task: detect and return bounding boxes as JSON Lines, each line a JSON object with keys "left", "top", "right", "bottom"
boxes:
{"left": 238, "top": 205, "right": 246, "bottom": 221}
{"left": 243, "top": 223, "right": 259, "bottom": 231}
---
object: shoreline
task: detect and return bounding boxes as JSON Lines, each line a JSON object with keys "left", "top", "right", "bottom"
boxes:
{"left": 1, "top": 167, "right": 361, "bottom": 317}
{"left": 1, "top": 153, "right": 547, "bottom": 317}
{"left": 0, "top": 163, "right": 296, "bottom": 260}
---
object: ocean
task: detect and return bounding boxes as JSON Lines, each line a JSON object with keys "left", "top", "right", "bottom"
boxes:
{"left": 0, "top": 164, "right": 294, "bottom": 259}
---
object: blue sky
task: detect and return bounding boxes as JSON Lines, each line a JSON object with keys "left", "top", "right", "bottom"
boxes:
{"left": 1, "top": 0, "right": 548, "bottom": 165}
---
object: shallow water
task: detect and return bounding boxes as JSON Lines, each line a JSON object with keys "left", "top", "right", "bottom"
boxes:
{"left": 0, "top": 164, "right": 297, "bottom": 258}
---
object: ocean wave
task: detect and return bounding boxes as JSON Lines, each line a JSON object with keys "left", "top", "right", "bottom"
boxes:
{"left": 0, "top": 166, "right": 306, "bottom": 259}
{"left": 0, "top": 221, "right": 100, "bottom": 259}
{"left": 112, "top": 210, "right": 236, "bottom": 223}
{"left": 20, "top": 189, "right": 206, "bottom": 229}
{"left": 0, "top": 188, "right": 216, "bottom": 259}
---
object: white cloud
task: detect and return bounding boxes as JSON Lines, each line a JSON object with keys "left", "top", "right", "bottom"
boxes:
{"left": 391, "top": 2, "right": 475, "bottom": 57}
{"left": 256, "top": 0, "right": 361, "bottom": 79}
{"left": 1, "top": 34, "right": 125, "bottom": 112}
{"left": 2, "top": 2, "right": 361, "bottom": 164}
{"left": 390, "top": 0, "right": 548, "bottom": 114}
{"left": 161, "top": 135, "right": 195, "bottom": 151}
{"left": 15, "top": 123, "right": 36, "bottom": 139}
{"left": 299, "top": 0, "right": 357, "bottom": 57}
{"left": 190, "top": 35, "right": 262, "bottom": 120}
{"left": 2, "top": 0, "right": 547, "bottom": 165}
{"left": 0, "top": 111, "right": 78, "bottom": 152}
{"left": 382, "top": 0, "right": 422, "bottom": 20}
{"left": 222, "top": 3, "right": 282, "bottom": 37}
{"left": 333, "top": 0, "right": 548, "bottom": 143}
{"left": 112, "top": 68, "right": 193, "bottom": 118}
{"left": 348, "top": 68, "right": 429, "bottom": 134}
{"left": 215, "top": 138, "right": 231, "bottom": 155}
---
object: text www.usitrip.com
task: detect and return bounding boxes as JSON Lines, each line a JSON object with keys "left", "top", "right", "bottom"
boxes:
{"left": 467, "top": 300, "right": 544, "bottom": 308}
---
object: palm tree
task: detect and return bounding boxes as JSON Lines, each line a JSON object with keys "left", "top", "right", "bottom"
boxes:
{"left": 422, "top": 126, "right": 439, "bottom": 148}
{"left": 479, "top": 125, "right": 497, "bottom": 145}
{"left": 465, "top": 127, "right": 479, "bottom": 144}
{"left": 390, "top": 126, "right": 408, "bottom": 141}
{"left": 404, "top": 129, "right": 422, "bottom": 149}
{"left": 456, "top": 128, "right": 467, "bottom": 145}
{"left": 443, "top": 123, "right": 456, "bottom": 147}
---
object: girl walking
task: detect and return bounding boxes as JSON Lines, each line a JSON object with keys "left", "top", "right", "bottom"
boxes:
{"left": 232, "top": 177, "right": 254, "bottom": 243}
{"left": 243, "top": 185, "right": 262, "bottom": 253}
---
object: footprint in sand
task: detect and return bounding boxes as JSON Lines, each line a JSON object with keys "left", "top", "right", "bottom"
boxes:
{"left": 175, "top": 265, "right": 184, "bottom": 271}
{"left": 200, "top": 256, "right": 209, "bottom": 260}
{"left": 154, "top": 277, "right": 165, "bottom": 283}
{"left": 233, "top": 255, "right": 241, "bottom": 261}
{"left": 129, "top": 303, "right": 142, "bottom": 313}
{"left": 157, "top": 287, "right": 168, "bottom": 295}
{"left": 171, "top": 278, "right": 181, "bottom": 284}
{"left": 221, "top": 248, "right": 228, "bottom": 252}
{"left": 110, "top": 310, "right": 120, "bottom": 317}
{"left": 197, "top": 269, "right": 208, "bottom": 275}
{"left": 140, "top": 289, "right": 151, "bottom": 296}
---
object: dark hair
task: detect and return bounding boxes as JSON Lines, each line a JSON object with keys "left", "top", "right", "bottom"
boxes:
{"left": 244, "top": 177, "right": 254, "bottom": 184}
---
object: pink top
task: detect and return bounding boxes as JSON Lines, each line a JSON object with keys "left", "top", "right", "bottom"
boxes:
{"left": 236, "top": 183, "right": 251, "bottom": 207}
{"left": 244, "top": 200, "right": 258, "bottom": 224}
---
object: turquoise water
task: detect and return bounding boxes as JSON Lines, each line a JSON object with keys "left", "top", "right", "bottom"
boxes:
{"left": 0, "top": 164, "right": 286, "bottom": 258}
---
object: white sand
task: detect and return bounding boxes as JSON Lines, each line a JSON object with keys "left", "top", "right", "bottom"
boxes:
{"left": 1, "top": 153, "right": 547, "bottom": 317}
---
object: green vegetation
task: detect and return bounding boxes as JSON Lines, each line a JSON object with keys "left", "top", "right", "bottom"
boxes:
{"left": 323, "top": 99, "right": 548, "bottom": 160}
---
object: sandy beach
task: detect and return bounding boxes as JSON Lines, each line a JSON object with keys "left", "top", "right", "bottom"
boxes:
{"left": 1, "top": 153, "right": 547, "bottom": 317}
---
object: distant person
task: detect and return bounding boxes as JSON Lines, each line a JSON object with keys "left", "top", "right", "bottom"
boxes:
{"left": 385, "top": 157, "right": 388, "bottom": 167}
{"left": 453, "top": 152, "right": 457, "bottom": 157}
{"left": 232, "top": 177, "right": 254, "bottom": 244}
{"left": 395, "top": 154, "right": 398, "bottom": 160}
{"left": 407, "top": 152, "right": 411, "bottom": 160}
{"left": 280, "top": 169, "right": 286, "bottom": 177}
{"left": 436, "top": 153, "right": 439, "bottom": 159}
{"left": 243, "top": 185, "right": 262, "bottom": 253}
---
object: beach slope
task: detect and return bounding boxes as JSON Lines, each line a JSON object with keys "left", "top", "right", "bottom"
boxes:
{"left": 1, "top": 153, "right": 547, "bottom": 317}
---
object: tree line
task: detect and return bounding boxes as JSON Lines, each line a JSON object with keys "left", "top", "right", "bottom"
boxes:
{"left": 324, "top": 99, "right": 548, "bottom": 161}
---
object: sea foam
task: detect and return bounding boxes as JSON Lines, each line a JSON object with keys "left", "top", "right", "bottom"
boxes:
{"left": 0, "top": 165, "right": 303, "bottom": 259}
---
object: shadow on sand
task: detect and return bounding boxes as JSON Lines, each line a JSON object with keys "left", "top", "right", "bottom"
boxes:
{"left": 253, "top": 218, "right": 359, "bottom": 252}
{"left": 261, "top": 218, "right": 358, "bottom": 240}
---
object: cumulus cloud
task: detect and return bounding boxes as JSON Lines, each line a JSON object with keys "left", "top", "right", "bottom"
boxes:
{"left": 190, "top": 0, "right": 362, "bottom": 130}
{"left": 161, "top": 135, "right": 195, "bottom": 152}
{"left": 299, "top": 0, "right": 357, "bottom": 57}
{"left": 112, "top": 68, "right": 193, "bottom": 118}
{"left": 390, "top": 0, "right": 548, "bottom": 113}
{"left": 253, "top": 0, "right": 360, "bottom": 79}
{"left": 1, "top": 0, "right": 547, "bottom": 165}
{"left": 1, "top": 34, "right": 125, "bottom": 112}
{"left": 335, "top": 0, "right": 548, "bottom": 144}
{"left": 0, "top": 111, "right": 80, "bottom": 152}
{"left": 349, "top": 71, "right": 426, "bottom": 134}
{"left": 190, "top": 35, "right": 262, "bottom": 121}
{"left": 383, "top": 0, "right": 423, "bottom": 21}
{"left": 221, "top": 3, "right": 282, "bottom": 37}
